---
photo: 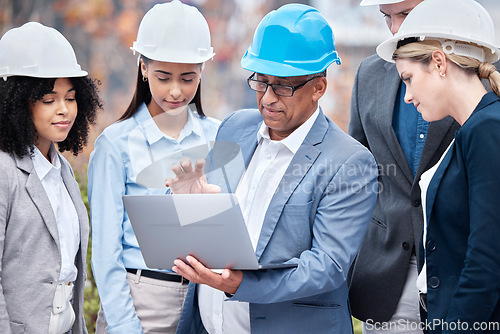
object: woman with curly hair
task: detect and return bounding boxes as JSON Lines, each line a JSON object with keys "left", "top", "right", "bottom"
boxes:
{"left": 0, "top": 22, "right": 101, "bottom": 334}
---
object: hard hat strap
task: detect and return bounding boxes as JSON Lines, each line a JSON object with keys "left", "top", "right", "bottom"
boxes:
{"left": 397, "top": 37, "right": 486, "bottom": 63}
{"left": 440, "top": 40, "right": 485, "bottom": 63}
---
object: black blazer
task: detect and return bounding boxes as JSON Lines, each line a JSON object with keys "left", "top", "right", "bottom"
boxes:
{"left": 423, "top": 93, "right": 500, "bottom": 333}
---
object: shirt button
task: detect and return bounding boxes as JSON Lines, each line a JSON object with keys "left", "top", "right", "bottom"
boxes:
{"left": 419, "top": 134, "right": 425, "bottom": 139}
{"left": 266, "top": 154, "right": 271, "bottom": 159}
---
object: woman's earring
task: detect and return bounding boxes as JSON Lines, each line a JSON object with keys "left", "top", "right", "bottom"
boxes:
{"left": 440, "top": 72, "right": 446, "bottom": 77}
{"left": 143, "top": 76, "right": 148, "bottom": 82}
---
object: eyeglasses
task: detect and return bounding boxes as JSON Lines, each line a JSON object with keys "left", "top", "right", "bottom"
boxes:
{"left": 247, "top": 73, "right": 321, "bottom": 97}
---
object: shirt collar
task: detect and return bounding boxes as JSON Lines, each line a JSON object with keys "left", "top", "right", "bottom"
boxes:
{"left": 179, "top": 106, "right": 204, "bottom": 142}
{"left": 32, "top": 144, "right": 60, "bottom": 180}
{"left": 257, "top": 107, "right": 320, "bottom": 154}
{"left": 136, "top": 103, "right": 203, "bottom": 145}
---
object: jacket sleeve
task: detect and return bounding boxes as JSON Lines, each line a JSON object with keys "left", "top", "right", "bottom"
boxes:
{"left": 0, "top": 158, "right": 12, "bottom": 334}
{"left": 88, "top": 133, "right": 144, "bottom": 334}
{"left": 231, "top": 149, "right": 378, "bottom": 303}
{"left": 444, "top": 115, "right": 500, "bottom": 328}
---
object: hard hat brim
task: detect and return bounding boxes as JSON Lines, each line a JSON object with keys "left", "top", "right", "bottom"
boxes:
{"left": 131, "top": 46, "right": 215, "bottom": 64}
{"left": 242, "top": 57, "right": 326, "bottom": 77}
{"left": 360, "top": 0, "right": 405, "bottom": 6}
{"left": 241, "top": 50, "right": 341, "bottom": 77}
{"left": 377, "top": 32, "right": 500, "bottom": 63}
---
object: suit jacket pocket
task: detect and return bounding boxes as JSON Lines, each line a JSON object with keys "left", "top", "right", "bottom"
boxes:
{"left": 277, "top": 201, "right": 314, "bottom": 255}
{"left": 290, "top": 301, "right": 341, "bottom": 332}
{"left": 293, "top": 301, "right": 341, "bottom": 309}
{"left": 10, "top": 322, "right": 26, "bottom": 334}
{"left": 371, "top": 215, "right": 386, "bottom": 229}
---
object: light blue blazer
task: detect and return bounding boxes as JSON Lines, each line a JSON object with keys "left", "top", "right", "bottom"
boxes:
{"left": 176, "top": 109, "right": 378, "bottom": 334}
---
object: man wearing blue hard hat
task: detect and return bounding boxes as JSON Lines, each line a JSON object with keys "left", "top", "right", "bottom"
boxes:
{"left": 170, "top": 3, "right": 378, "bottom": 333}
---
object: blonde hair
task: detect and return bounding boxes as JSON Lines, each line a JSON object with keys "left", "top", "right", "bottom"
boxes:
{"left": 393, "top": 40, "right": 500, "bottom": 97}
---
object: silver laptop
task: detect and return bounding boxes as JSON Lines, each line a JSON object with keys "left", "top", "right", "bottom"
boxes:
{"left": 123, "top": 193, "right": 297, "bottom": 270}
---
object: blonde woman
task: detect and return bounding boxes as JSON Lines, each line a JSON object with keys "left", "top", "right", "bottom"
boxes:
{"left": 377, "top": 0, "right": 500, "bottom": 332}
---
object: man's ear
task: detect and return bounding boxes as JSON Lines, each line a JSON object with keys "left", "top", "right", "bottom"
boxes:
{"left": 312, "top": 76, "right": 327, "bottom": 102}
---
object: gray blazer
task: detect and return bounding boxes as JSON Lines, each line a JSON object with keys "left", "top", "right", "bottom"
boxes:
{"left": 347, "top": 54, "right": 459, "bottom": 322}
{"left": 0, "top": 150, "right": 88, "bottom": 334}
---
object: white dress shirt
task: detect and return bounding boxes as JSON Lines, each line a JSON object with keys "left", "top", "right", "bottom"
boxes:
{"left": 32, "top": 145, "right": 80, "bottom": 283}
{"left": 198, "top": 108, "right": 320, "bottom": 334}
{"left": 417, "top": 139, "right": 455, "bottom": 294}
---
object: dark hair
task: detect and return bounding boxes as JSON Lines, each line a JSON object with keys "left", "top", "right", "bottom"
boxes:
{"left": 317, "top": 69, "right": 327, "bottom": 78}
{"left": 119, "top": 56, "right": 205, "bottom": 121}
{"left": 0, "top": 76, "right": 102, "bottom": 158}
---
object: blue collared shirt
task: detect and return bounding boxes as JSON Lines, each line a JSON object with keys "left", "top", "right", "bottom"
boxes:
{"left": 392, "top": 83, "right": 429, "bottom": 177}
{"left": 88, "top": 103, "right": 220, "bottom": 333}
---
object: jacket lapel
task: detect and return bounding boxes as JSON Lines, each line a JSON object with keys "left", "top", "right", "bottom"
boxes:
{"left": 210, "top": 126, "right": 259, "bottom": 193}
{"left": 254, "top": 112, "right": 326, "bottom": 260}
{"left": 16, "top": 154, "right": 60, "bottom": 247}
{"left": 376, "top": 62, "right": 413, "bottom": 184}
{"left": 238, "top": 126, "right": 260, "bottom": 167}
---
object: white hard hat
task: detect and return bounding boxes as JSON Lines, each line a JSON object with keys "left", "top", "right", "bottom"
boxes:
{"left": 377, "top": 0, "right": 500, "bottom": 63}
{"left": 0, "top": 22, "right": 87, "bottom": 80}
{"left": 360, "top": 0, "right": 405, "bottom": 6}
{"left": 131, "top": 0, "right": 215, "bottom": 64}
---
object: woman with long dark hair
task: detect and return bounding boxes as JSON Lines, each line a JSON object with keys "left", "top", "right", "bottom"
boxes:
{"left": 88, "top": 1, "right": 220, "bottom": 333}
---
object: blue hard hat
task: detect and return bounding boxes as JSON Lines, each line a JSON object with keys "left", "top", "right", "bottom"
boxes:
{"left": 241, "top": 4, "right": 341, "bottom": 77}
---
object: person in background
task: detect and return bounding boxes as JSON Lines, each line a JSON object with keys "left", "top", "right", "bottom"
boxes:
{"left": 0, "top": 22, "right": 101, "bottom": 334}
{"left": 166, "top": 3, "right": 378, "bottom": 333}
{"left": 348, "top": 1, "right": 459, "bottom": 332}
{"left": 87, "top": 1, "right": 220, "bottom": 333}
{"left": 377, "top": 0, "right": 500, "bottom": 332}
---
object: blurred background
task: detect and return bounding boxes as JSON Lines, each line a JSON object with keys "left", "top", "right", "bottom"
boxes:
{"left": 1, "top": 0, "right": 499, "bottom": 332}
{"left": 1, "top": 0, "right": 498, "bottom": 170}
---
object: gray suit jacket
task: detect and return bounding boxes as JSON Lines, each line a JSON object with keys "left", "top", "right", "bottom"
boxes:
{"left": 0, "top": 150, "right": 88, "bottom": 334}
{"left": 347, "top": 55, "right": 459, "bottom": 322}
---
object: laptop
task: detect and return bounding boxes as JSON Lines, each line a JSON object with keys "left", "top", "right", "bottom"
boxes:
{"left": 123, "top": 193, "right": 298, "bottom": 270}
